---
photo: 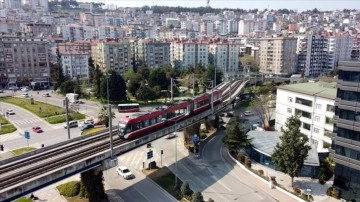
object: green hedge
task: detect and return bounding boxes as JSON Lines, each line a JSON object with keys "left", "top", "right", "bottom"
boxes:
{"left": 45, "top": 113, "right": 86, "bottom": 124}
{"left": 56, "top": 181, "right": 80, "bottom": 197}
{"left": 14, "top": 197, "right": 32, "bottom": 202}
{"left": 0, "top": 124, "right": 17, "bottom": 135}
{"left": 0, "top": 115, "right": 9, "bottom": 124}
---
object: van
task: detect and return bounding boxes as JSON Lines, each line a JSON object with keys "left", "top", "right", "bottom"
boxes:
{"left": 166, "top": 133, "right": 176, "bottom": 139}
{"left": 64, "top": 121, "right": 78, "bottom": 129}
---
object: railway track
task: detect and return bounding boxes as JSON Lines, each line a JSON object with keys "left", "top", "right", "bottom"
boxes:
{"left": 0, "top": 80, "right": 242, "bottom": 194}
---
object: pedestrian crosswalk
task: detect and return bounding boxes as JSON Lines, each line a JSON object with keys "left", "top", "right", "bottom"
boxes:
{"left": 13, "top": 118, "right": 42, "bottom": 126}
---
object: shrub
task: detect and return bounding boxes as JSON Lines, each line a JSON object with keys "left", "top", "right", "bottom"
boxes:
{"left": 245, "top": 158, "right": 252, "bottom": 168}
{"left": 200, "top": 128, "right": 207, "bottom": 133}
{"left": 327, "top": 187, "right": 341, "bottom": 199}
{"left": 293, "top": 186, "right": 301, "bottom": 195}
{"left": 208, "top": 198, "right": 214, "bottom": 202}
{"left": 258, "top": 169, "right": 264, "bottom": 176}
{"left": 56, "top": 181, "right": 81, "bottom": 197}
{"left": 181, "top": 181, "right": 192, "bottom": 197}
{"left": 237, "top": 153, "right": 245, "bottom": 164}
{"left": 300, "top": 193, "right": 314, "bottom": 201}
{"left": 200, "top": 133, "right": 207, "bottom": 139}
{"left": 191, "top": 191, "right": 204, "bottom": 202}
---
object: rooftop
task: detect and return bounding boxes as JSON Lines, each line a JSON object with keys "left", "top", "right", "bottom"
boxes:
{"left": 277, "top": 82, "right": 337, "bottom": 99}
{"left": 247, "top": 130, "right": 319, "bottom": 166}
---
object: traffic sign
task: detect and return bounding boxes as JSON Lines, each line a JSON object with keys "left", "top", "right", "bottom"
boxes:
{"left": 24, "top": 131, "right": 30, "bottom": 140}
{"left": 147, "top": 150, "right": 153, "bottom": 159}
{"left": 192, "top": 134, "right": 199, "bottom": 143}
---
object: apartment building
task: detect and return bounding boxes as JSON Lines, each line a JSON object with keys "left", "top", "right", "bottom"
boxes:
{"left": 238, "top": 19, "right": 266, "bottom": 36}
{"left": 57, "top": 24, "right": 94, "bottom": 41}
{"left": 0, "top": 36, "right": 50, "bottom": 86}
{"left": 351, "top": 33, "right": 360, "bottom": 60}
{"left": 209, "top": 39, "right": 240, "bottom": 79}
{"left": 304, "top": 35, "right": 328, "bottom": 77}
{"left": 91, "top": 39, "right": 132, "bottom": 75}
{"left": 332, "top": 61, "right": 360, "bottom": 202}
{"left": 4, "top": 0, "right": 21, "bottom": 9}
{"left": 145, "top": 41, "right": 171, "bottom": 68}
{"left": 200, "top": 21, "right": 214, "bottom": 36}
{"left": 21, "top": 23, "right": 54, "bottom": 37}
{"left": 59, "top": 50, "right": 89, "bottom": 79}
{"left": 57, "top": 41, "right": 92, "bottom": 56}
{"left": 96, "top": 26, "right": 124, "bottom": 39}
{"left": 170, "top": 39, "right": 209, "bottom": 70}
{"left": 259, "top": 37, "right": 297, "bottom": 75}
{"left": 275, "top": 82, "right": 336, "bottom": 152}
{"left": 327, "top": 34, "right": 352, "bottom": 70}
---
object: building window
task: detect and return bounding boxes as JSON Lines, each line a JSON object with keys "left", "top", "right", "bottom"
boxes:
{"left": 303, "top": 123, "right": 311, "bottom": 130}
{"left": 326, "top": 105, "right": 335, "bottom": 112}
{"left": 315, "top": 116, "right": 320, "bottom": 122}
{"left": 295, "top": 97, "right": 312, "bottom": 107}
{"left": 287, "top": 108, "right": 292, "bottom": 113}
{"left": 288, "top": 97, "right": 293, "bottom": 102}
{"left": 316, "top": 104, "right": 321, "bottom": 110}
{"left": 313, "top": 127, "right": 320, "bottom": 134}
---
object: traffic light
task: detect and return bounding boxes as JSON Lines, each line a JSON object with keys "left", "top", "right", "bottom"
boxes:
{"left": 0, "top": 144, "right": 4, "bottom": 151}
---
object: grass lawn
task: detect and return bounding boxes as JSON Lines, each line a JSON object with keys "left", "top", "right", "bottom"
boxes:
{"left": 0, "top": 124, "right": 17, "bottom": 135}
{"left": 81, "top": 126, "right": 106, "bottom": 135}
{"left": 45, "top": 113, "right": 86, "bottom": 124}
{"left": 0, "top": 115, "right": 9, "bottom": 124}
{"left": 65, "top": 196, "right": 89, "bottom": 202}
{"left": 12, "top": 147, "right": 37, "bottom": 156}
{"left": 14, "top": 197, "right": 32, "bottom": 202}
{"left": 0, "top": 97, "right": 65, "bottom": 118}
{"left": 146, "top": 167, "right": 183, "bottom": 200}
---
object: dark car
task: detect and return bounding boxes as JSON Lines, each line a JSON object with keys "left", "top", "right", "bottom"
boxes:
{"left": 80, "top": 124, "right": 94, "bottom": 131}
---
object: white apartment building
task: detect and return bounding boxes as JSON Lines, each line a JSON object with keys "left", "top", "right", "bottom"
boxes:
{"left": 238, "top": 19, "right": 266, "bottom": 36}
{"left": 30, "top": 0, "right": 48, "bottom": 11}
{"left": 259, "top": 37, "right": 297, "bottom": 75}
{"left": 181, "top": 21, "right": 192, "bottom": 30}
{"left": 275, "top": 82, "right": 336, "bottom": 152}
{"left": 227, "top": 19, "right": 238, "bottom": 34}
{"left": 4, "top": 0, "right": 21, "bottom": 9}
{"left": 170, "top": 39, "right": 209, "bottom": 69}
{"left": 57, "top": 25, "right": 94, "bottom": 41}
{"left": 327, "top": 34, "right": 352, "bottom": 69}
{"left": 91, "top": 39, "right": 132, "bottom": 75}
{"left": 214, "top": 20, "right": 227, "bottom": 36}
{"left": 96, "top": 26, "right": 124, "bottom": 39}
{"left": 60, "top": 51, "right": 89, "bottom": 78}
{"left": 209, "top": 40, "right": 240, "bottom": 79}
{"left": 200, "top": 21, "right": 214, "bottom": 36}
{"left": 166, "top": 18, "right": 180, "bottom": 28}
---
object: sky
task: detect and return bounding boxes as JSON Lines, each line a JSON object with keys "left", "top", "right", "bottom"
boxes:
{"left": 78, "top": 0, "right": 360, "bottom": 12}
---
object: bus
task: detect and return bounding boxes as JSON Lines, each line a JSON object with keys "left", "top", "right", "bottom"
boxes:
{"left": 118, "top": 103, "right": 140, "bottom": 113}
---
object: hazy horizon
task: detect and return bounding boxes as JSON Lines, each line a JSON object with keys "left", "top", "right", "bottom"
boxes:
{"left": 76, "top": 0, "right": 360, "bottom": 12}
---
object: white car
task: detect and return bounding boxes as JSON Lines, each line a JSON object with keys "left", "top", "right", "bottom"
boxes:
{"left": 78, "top": 119, "right": 94, "bottom": 128}
{"left": 6, "top": 109, "right": 15, "bottom": 115}
{"left": 21, "top": 93, "right": 30, "bottom": 98}
{"left": 116, "top": 166, "right": 134, "bottom": 179}
{"left": 244, "top": 111, "right": 254, "bottom": 116}
{"left": 42, "top": 93, "right": 50, "bottom": 97}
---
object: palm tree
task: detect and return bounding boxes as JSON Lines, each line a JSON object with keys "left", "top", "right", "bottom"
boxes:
{"left": 98, "top": 105, "right": 115, "bottom": 128}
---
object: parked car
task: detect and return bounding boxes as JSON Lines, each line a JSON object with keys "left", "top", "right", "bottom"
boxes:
{"left": 21, "top": 93, "right": 30, "bottom": 98}
{"left": 0, "top": 90, "right": 4, "bottom": 93}
{"left": 80, "top": 123, "right": 94, "bottom": 131}
{"left": 94, "top": 120, "right": 106, "bottom": 126}
{"left": 244, "top": 111, "right": 254, "bottom": 116}
{"left": 79, "top": 119, "right": 94, "bottom": 128}
{"left": 32, "top": 126, "right": 43, "bottom": 133}
{"left": 6, "top": 109, "right": 15, "bottom": 115}
{"left": 116, "top": 166, "right": 134, "bottom": 179}
{"left": 21, "top": 87, "right": 29, "bottom": 92}
{"left": 64, "top": 120, "right": 78, "bottom": 129}
{"left": 9, "top": 86, "right": 19, "bottom": 90}
{"left": 42, "top": 93, "right": 50, "bottom": 97}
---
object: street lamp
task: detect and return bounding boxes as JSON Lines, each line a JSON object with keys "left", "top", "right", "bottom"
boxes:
{"left": 174, "top": 121, "right": 178, "bottom": 188}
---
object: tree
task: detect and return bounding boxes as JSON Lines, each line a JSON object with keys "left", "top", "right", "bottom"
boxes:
{"left": 98, "top": 105, "right": 115, "bottom": 128}
{"left": 250, "top": 94, "right": 274, "bottom": 128}
{"left": 136, "top": 83, "right": 156, "bottom": 102}
{"left": 191, "top": 191, "right": 204, "bottom": 202}
{"left": 50, "top": 63, "right": 65, "bottom": 90}
{"left": 79, "top": 169, "right": 106, "bottom": 201}
{"left": 127, "top": 73, "right": 143, "bottom": 96}
{"left": 59, "top": 80, "right": 76, "bottom": 95}
{"left": 271, "top": 116, "right": 311, "bottom": 187}
{"left": 100, "top": 70, "right": 127, "bottom": 103}
{"left": 148, "top": 68, "right": 169, "bottom": 90}
{"left": 240, "top": 54, "right": 259, "bottom": 72}
{"left": 204, "top": 65, "right": 223, "bottom": 86}
{"left": 180, "top": 181, "right": 192, "bottom": 197}
{"left": 88, "top": 57, "right": 95, "bottom": 83}
{"left": 92, "top": 66, "right": 103, "bottom": 98}
{"left": 194, "top": 80, "right": 199, "bottom": 95}
{"left": 222, "top": 116, "right": 252, "bottom": 152}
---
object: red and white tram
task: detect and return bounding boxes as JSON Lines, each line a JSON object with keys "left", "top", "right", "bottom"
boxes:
{"left": 118, "top": 89, "right": 223, "bottom": 139}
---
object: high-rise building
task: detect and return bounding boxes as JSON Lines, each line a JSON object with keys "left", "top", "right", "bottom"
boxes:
{"left": 259, "top": 37, "right": 297, "bottom": 76}
{"left": 91, "top": 39, "right": 132, "bottom": 75}
{"left": 332, "top": 60, "right": 360, "bottom": 201}
{"left": 0, "top": 36, "right": 50, "bottom": 86}
{"left": 4, "top": 0, "right": 21, "bottom": 9}
{"left": 57, "top": 25, "right": 94, "bottom": 41}
{"left": 59, "top": 50, "right": 89, "bottom": 79}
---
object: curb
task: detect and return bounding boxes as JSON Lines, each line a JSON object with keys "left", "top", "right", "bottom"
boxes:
{"left": 228, "top": 151, "right": 306, "bottom": 202}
